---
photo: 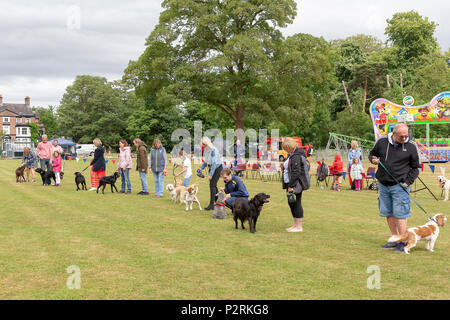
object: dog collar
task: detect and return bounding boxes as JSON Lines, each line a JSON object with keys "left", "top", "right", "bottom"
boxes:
{"left": 215, "top": 202, "right": 225, "bottom": 206}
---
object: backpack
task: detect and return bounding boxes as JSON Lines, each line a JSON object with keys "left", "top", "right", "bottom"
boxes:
{"left": 300, "top": 155, "right": 310, "bottom": 191}
{"left": 317, "top": 162, "right": 328, "bottom": 182}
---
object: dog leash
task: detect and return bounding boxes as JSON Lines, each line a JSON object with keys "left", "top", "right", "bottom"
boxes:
{"left": 378, "top": 160, "right": 438, "bottom": 225}
{"left": 81, "top": 165, "right": 91, "bottom": 173}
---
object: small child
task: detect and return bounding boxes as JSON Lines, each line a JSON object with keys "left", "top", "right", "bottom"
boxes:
{"left": 329, "top": 154, "right": 343, "bottom": 191}
{"left": 350, "top": 157, "right": 364, "bottom": 191}
{"left": 52, "top": 151, "right": 62, "bottom": 186}
{"left": 175, "top": 150, "right": 192, "bottom": 187}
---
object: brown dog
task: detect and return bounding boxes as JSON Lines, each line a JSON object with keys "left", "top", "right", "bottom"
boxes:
{"left": 16, "top": 164, "right": 26, "bottom": 183}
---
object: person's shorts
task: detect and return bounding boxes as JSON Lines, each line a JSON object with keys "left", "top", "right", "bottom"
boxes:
{"left": 378, "top": 182, "right": 411, "bottom": 219}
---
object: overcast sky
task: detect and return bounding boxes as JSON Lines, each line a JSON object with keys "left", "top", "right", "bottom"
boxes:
{"left": 0, "top": 0, "right": 448, "bottom": 108}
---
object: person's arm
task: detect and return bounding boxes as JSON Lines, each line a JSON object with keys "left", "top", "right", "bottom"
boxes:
{"left": 141, "top": 148, "right": 148, "bottom": 172}
{"left": 405, "top": 143, "right": 421, "bottom": 186}
{"left": 369, "top": 140, "right": 380, "bottom": 164}
{"left": 288, "top": 154, "right": 301, "bottom": 188}
{"left": 163, "top": 149, "right": 168, "bottom": 172}
{"left": 229, "top": 179, "right": 248, "bottom": 198}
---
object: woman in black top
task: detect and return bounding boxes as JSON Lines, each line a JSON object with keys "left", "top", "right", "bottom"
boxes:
{"left": 281, "top": 138, "right": 309, "bottom": 232}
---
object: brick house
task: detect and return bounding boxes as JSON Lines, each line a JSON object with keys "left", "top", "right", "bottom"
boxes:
{"left": 0, "top": 94, "right": 45, "bottom": 143}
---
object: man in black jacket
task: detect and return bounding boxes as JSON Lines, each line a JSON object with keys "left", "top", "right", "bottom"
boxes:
{"left": 369, "top": 123, "right": 421, "bottom": 252}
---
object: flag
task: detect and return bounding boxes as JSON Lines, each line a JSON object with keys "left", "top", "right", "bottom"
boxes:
{"left": 76, "top": 158, "right": 79, "bottom": 163}
{"left": 429, "top": 165, "right": 435, "bottom": 174}
{"left": 342, "top": 172, "right": 347, "bottom": 180}
{"left": 112, "top": 160, "right": 116, "bottom": 165}
{"left": 421, "top": 163, "right": 424, "bottom": 172}
{"left": 105, "top": 160, "right": 109, "bottom": 165}
{"left": 83, "top": 158, "right": 87, "bottom": 164}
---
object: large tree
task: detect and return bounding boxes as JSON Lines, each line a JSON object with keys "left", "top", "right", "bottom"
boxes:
{"left": 124, "top": 0, "right": 332, "bottom": 130}
{"left": 58, "top": 75, "right": 132, "bottom": 147}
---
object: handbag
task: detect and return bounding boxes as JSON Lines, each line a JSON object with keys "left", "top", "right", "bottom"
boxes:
{"left": 292, "top": 180, "right": 303, "bottom": 194}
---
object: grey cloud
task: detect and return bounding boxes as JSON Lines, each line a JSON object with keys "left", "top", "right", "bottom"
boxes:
{"left": 0, "top": 0, "right": 448, "bottom": 107}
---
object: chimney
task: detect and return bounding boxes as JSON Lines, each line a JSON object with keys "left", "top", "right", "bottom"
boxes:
{"left": 25, "top": 96, "right": 30, "bottom": 106}
{"left": 0, "top": 94, "right": 3, "bottom": 105}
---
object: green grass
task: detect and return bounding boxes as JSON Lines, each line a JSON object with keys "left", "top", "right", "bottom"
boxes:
{"left": 0, "top": 158, "right": 449, "bottom": 300}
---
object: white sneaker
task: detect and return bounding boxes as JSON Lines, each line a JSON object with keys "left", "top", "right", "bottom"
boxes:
{"left": 88, "top": 187, "right": 97, "bottom": 191}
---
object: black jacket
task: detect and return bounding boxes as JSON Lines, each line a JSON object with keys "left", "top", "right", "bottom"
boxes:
{"left": 90, "top": 146, "right": 106, "bottom": 172}
{"left": 368, "top": 134, "right": 420, "bottom": 186}
{"left": 282, "top": 148, "right": 308, "bottom": 190}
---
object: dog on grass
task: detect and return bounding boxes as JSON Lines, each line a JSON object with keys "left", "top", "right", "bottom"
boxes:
{"left": 35, "top": 168, "right": 64, "bottom": 186}
{"left": 166, "top": 184, "right": 177, "bottom": 201}
{"left": 184, "top": 182, "right": 201, "bottom": 211}
{"left": 437, "top": 168, "right": 449, "bottom": 201}
{"left": 212, "top": 191, "right": 227, "bottom": 219}
{"left": 16, "top": 164, "right": 26, "bottom": 183}
{"left": 97, "top": 171, "right": 120, "bottom": 194}
{"left": 388, "top": 214, "right": 447, "bottom": 254}
{"left": 232, "top": 193, "right": 270, "bottom": 233}
{"left": 74, "top": 172, "right": 87, "bottom": 191}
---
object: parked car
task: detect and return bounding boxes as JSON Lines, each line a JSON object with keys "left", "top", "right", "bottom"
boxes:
{"left": 76, "top": 144, "right": 96, "bottom": 156}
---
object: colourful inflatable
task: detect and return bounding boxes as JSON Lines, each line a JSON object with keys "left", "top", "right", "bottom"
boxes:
{"left": 369, "top": 92, "right": 450, "bottom": 162}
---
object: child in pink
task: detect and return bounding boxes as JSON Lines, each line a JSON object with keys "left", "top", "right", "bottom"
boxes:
{"left": 52, "top": 151, "right": 62, "bottom": 186}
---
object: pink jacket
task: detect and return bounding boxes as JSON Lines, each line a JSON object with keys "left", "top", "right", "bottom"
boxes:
{"left": 118, "top": 146, "right": 133, "bottom": 169}
{"left": 52, "top": 156, "right": 62, "bottom": 172}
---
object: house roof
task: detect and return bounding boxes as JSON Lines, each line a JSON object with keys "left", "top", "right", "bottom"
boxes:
{"left": 0, "top": 103, "right": 35, "bottom": 116}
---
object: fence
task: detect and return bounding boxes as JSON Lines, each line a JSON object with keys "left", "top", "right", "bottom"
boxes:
{"left": 1, "top": 141, "right": 35, "bottom": 159}
{"left": 314, "top": 149, "right": 372, "bottom": 163}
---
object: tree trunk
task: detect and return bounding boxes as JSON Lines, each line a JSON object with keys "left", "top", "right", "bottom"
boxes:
{"left": 342, "top": 81, "right": 353, "bottom": 114}
{"left": 386, "top": 74, "right": 391, "bottom": 88}
{"left": 363, "top": 78, "right": 368, "bottom": 113}
{"left": 234, "top": 106, "right": 245, "bottom": 130}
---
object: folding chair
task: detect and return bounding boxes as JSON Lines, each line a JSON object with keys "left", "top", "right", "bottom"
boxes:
{"left": 364, "top": 167, "right": 376, "bottom": 189}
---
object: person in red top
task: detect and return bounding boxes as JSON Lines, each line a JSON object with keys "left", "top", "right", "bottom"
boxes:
{"left": 52, "top": 151, "right": 62, "bottom": 186}
{"left": 329, "top": 154, "right": 343, "bottom": 191}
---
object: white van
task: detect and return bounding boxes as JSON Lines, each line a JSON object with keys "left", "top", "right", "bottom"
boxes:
{"left": 76, "top": 144, "right": 96, "bottom": 156}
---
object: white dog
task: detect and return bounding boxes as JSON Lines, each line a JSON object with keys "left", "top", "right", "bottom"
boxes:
{"left": 166, "top": 184, "right": 177, "bottom": 202}
{"left": 438, "top": 166, "right": 450, "bottom": 201}
{"left": 184, "top": 183, "right": 202, "bottom": 211}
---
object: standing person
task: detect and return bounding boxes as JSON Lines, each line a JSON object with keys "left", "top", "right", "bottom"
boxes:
{"left": 281, "top": 138, "right": 310, "bottom": 232}
{"left": 175, "top": 149, "right": 192, "bottom": 187}
{"left": 22, "top": 147, "right": 38, "bottom": 182}
{"left": 89, "top": 138, "right": 106, "bottom": 191}
{"left": 369, "top": 123, "right": 420, "bottom": 252}
{"left": 118, "top": 139, "right": 132, "bottom": 194}
{"left": 347, "top": 140, "right": 363, "bottom": 187}
{"left": 199, "top": 136, "right": 223, "bottom": 210}
{"left": 52, "top": 151, "right": 62, "bottom": 186}
{"left": 133, "top": 138, "right": 149, "bottom": 195}
{"left": 149, "top": 138, "right": 168, "bottom": 198}
{"left": 329, "top": 154, "right": 343, "bottom": 191}
{"left": 36, "top": 135, "right": 53, "bottom": 185}
{"left": 221, "top": 168, "right": 249, "bottom": 210}
{"left": 108, "top": 145, "right": 112, "bottom": 157}
{"left": 51, "top": 139, "right": 64, "bottom": 160}
{"left": 350, "top": 157, "right": 364, "bottom": 191}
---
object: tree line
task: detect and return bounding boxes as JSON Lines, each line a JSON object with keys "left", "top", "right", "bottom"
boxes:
{"left": 34, "top": 3, "right": 449, "bottom": 151}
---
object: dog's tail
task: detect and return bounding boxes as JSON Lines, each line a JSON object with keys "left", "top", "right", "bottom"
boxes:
{"left": 388, "top": 233, "right": 409, "bottom": 243}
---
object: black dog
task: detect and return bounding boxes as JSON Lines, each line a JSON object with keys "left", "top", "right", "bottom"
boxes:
{"left": 97, "top": 171, "right": 120, "bottom": 194}
{"left": 74, "top": 172, "right": 87, "bottom": 191}
{"left": 232, "top": 193, "right": 271, "bottom": 233}
{"left": 16, "top": 164, "right": 26, "bottom": 183}
{"left": 35, "top": 168, "right": 64, "bottom": 186}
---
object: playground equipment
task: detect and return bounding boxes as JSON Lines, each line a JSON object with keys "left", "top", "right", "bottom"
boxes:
{"left": 369, "top": 91, "right": 450, "bottom": 163}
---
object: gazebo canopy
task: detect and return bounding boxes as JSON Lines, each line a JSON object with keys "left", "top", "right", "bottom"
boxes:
{"left": 49, "top": 138, "right": 76, "bottom": 146}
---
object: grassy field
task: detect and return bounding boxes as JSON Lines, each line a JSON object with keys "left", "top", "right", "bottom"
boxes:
{"left": 0, "top": 157, "right": 448, "bottom": 300}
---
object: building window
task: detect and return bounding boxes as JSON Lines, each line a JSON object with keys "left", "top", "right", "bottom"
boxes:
{"left": 2, "top": 125, "right": 10, "bottom": 134}
{"left": 21, "top": 127, "right": 28, "bottom": 135}
{"left": 3, "top": 117, "right": 10, "bottom": 123}
{"left": 26, "top": 118, "right": 31, "bottom": 123}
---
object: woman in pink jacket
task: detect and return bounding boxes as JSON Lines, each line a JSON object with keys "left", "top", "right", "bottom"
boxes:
{"left": 52, "top": 151, "right": 62, "bottom": 186}
{"left": 118, "top": 139, "right": 133, "bottom": 194}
